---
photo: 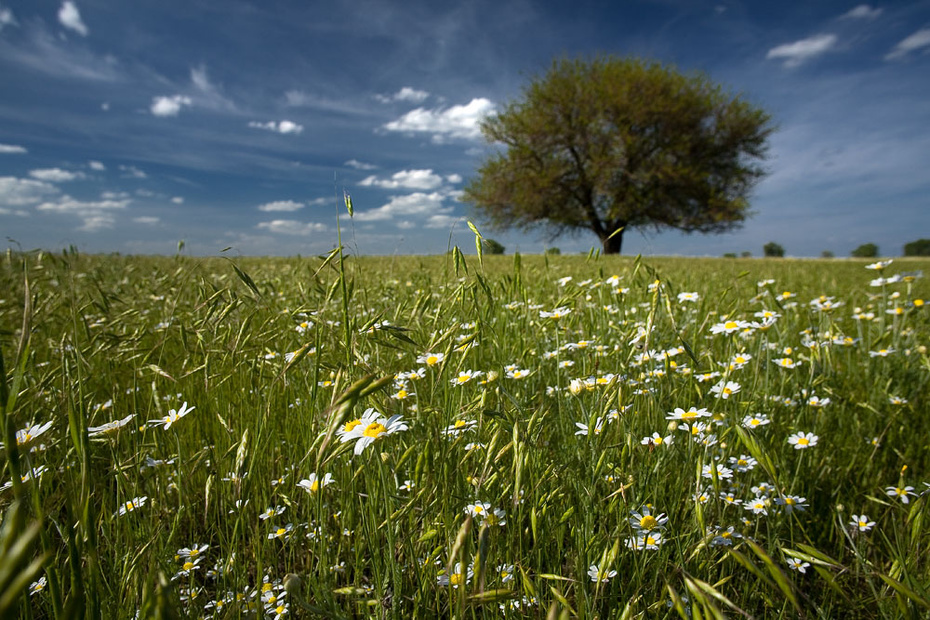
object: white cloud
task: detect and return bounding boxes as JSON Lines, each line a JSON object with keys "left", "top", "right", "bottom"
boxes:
{"left": 0, "top": 207, "right": 29, "bottom": 216}
{"left": 36, "top": 193, "right": 130, "bottom": 231}
{"left": 58, "top": 1, "right": 88, "bottom": 36}
{"left": 0, "top": 6, "right": 18, "bottom": 30}
{"left": 839, "top": 5, "right": 882, "bottom": 20}
{"left": 766, "top": 34, "right": 838, "bottom": 67}
{"left": 171, "top": 196, "right": 184, "bottom": 204}
{"left": 383, "top": 98, "right": 496, "bottom": 142}
{"left": 29, "top": 168, "right": 84, "bottom": 182}
{"left": 101, "top": 191, "right": 129, "bottom": 200}
{"left": 88, "top": 160, "right": 105, "bottom": 171}
{"left": 424, "top": 214, "right": 460, "bottom": 229}
{"left": 353, "top": 192, "right": 453, "bottom": 222}
{"left": 151, "top": 95, "right": 192, "bottom": 117}
{"left": 248, "top": 120, "right": 304, "bottom": 135}
{"left": 256, "top": 220, "right": 327, "bottom": 235}
{"left": 345, "top": 159, "right": 377, "bottom": 170}
{"left": 446, "top": 173, "right": 462, "bottom": 184}
{"left": 885, "top": 28, "right": 930, "bottom": 61}
{"left": 101, "top": 102, "right": 110, "bottom": 111}
{"left": 257, "top": 200, "right": 304, "bottom": 212}
{"left": 375, "top": 87, "right": 430, "bottom": 104}
{"left": 119, "top": 165, "right": 147, "bottom": 179}
{"left": 359, "top": 169, "right": 445, "bottom": 191}
{"left": 0, "top": 144, "right": 26, "bottom": 154}
{"left": 133, "top": 216, "right": 160, "bottom": 225}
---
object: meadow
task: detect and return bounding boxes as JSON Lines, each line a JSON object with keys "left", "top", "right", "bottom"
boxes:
{"left": 1, "top": 244, "right": 929, "bottom": 618}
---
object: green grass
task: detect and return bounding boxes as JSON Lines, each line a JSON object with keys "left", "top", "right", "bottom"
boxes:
{"left": 1, "top": 246, "right": 929, "bottom": 618}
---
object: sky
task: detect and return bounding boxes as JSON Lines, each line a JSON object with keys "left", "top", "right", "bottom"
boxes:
{"left": 1, "top": 0, "right": 929, "bottom": 258}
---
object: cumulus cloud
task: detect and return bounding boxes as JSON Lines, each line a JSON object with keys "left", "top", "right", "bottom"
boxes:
{"left": 36, "top": 193, "right": 130, "bottom": 231}
{"left": 0, "top": 207, "right": 29, "bottom": 216}
{"left": 345, "top": 159, "right": 377, "bottom": 170}
{"left": 119, "top": 165, "right": 147, "bottom": 179}
{"left": 383, "top": 98, "right": 496, "bottom": 142}
{"left": 248, "top": 120, "right": 304, "bottom": 135}
{"left": 375, "top": 87, "right": 430, "bottom": 104}
{"left": 257, "top": 200, "right": 304, "bottom": 212}
{"left": 885, "top": 28, "right": 930, "bottom": 60}
{"left": 151, "top": 95, "right": 192, "bottom": 117}
{"left": 353, "top": 192, "right": 454, "bottom": 223}
{"left": 171, "top": 196, "right": 184, "bottom": 204}
{"left": 88, "top": 160, "right": 105, "bottom": 171}
{"left": 359, "top": 169, "right": 445, "bottom": 191}
{"left": 839, "top": 5, "right": 882, "bottom": 20}
{"left": 29, "top": 168, "right": 84, "bottom": 182}
{"left": 133, "top": 216, "right": 160, "bottom": 225}
{"left": 256, "top": 220, "right": 327, "bottom": 235}
{"left": 0, "top": 177, "right": 59, "bottom": 206}
{"left": 0, "top": 144, "right": 27, "bottom": 154}
{"left": 766, "top": 34, "right": 838, "bottom": 67}
{"left": 58, "top": 1, "right": 88, "bottom": 36}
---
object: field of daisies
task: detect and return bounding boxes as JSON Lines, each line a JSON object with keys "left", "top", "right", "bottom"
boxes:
{"left": 1, "top": 244, "right": 929, "bottom": 618}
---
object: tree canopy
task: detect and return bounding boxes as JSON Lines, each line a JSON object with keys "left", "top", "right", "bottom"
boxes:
{"left": 463, "top": 57, "right": 775, "bottom": 254}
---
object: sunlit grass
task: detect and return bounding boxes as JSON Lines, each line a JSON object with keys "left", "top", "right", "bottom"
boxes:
{"left": 1, "top": 247, "right": 929, "bottom": 618}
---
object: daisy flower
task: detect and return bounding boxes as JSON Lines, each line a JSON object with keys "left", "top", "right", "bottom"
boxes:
{"left": 786, "top": 558, "right": 810, "bottom": 573}
{"left": 444, "top": 419, "right": 478, "bottom": 436}
{"left": 29, "top": 577, "right": 47, "bottom": 596}
{"left": 850, "top": 514, "right": 876, "bottom": 532}
{"left": 869, "top": 348, "right": 895, "bottom": 358}
{"left": 744, "top": 498, "right": 768, "bottom": 516}
{"left": 450, "top": 370, "right": 482, "bottom": 386}
{"left": 340, "top": 412, "right": 408, "bottom": 455}
{"left": 775, "top": 495, "right": 808, "bottom": 513}
{"left": 629, "top": 506, "right": 668, "bottom": 532}
{"left": 416, "top": 352, "right": 445, "bottom": 366}
{"left": 787, "top": 432, "right": 818, "bottom": 449}
{"left": 437, "top": 563, "right": 473, "bottom": 588}
{"left": 88, "top": 414, "right": 135, "bottom": 439}
{"left": 773, "top": 358, "right": 801, "bottom": 369}
{"left": 710, "top": 526, "right": 742, "bottom": 547}
{"left": 865, "top": 259, "right": 892, "bottom": 271}
{"left": 741, "top": 414, "right": 771, "bottom": 429}
{"left": 667, "top": 407, "right": 711, "bottom": 421}
{"left": 710, "top": 319, "right": 749, "bottom": 335}
{"left": 587, "top": 564, "right": 617, "bottom": 583}
{"left": 505, "top": 367, "right": 531, "bottom": 379}
{"left": 885, "top": 486, "right": 917, "bottom": 504}
{"left": 574, "top": 417, "right": 605, "bottom": 436}
{"left": 539, "top": 307, "right": 571, "bottom": 319}
{"left": 678, "top": 292, "right": 700, "bottom": 303}
{"left": 297, "top": 473, "right": 334, "bottom": 494}
{"left": 15, "top": 420, "right": 53, "bottom": 447}
{"left": 729, "top": 455, "right": 757, "bottom": 472}
{"left": 116, "top": 496, "right": 148, "bottom": 517}
{"left": 626, "top": 532, "right": 663, "bottom": 551}
{"left": 146, "top": 402, "right": 195, "bottom": 430}
{"left": 498, "top": 564, "right": 515, "bottom": 583}
{"left": 702, "top": 463, "right": 734, "bottom": 480}
{"left": 641, "top": 432, "right": 674, "bottom": 447}
{"left": 710, "top": 380, "right": 741, "bottom": 399}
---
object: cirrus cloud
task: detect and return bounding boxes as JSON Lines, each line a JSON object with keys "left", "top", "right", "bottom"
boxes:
{"left": 766, "top": 33, "right": 838, "bottom": 67}
{"left": 885, "top": 28, "right": 930, "bottom": 61}
{"left": 375, "top": 87, "right": 430, "bottom": 104}
{"left": 0, "top": 144, "right": 27, "bottom": 154}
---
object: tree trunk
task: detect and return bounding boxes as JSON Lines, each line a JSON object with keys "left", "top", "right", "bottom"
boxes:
{"left": 601, "top": 228, "right": 624, "bottom": 254}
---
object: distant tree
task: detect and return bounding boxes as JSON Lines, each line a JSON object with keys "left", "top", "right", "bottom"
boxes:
{"left": 821, "top": 250, "right": 834, "bottom": 258}
{"left": 740, "top": 251, "right": 752, "bottom": 258}
{"left": 463, "top": 56, "right": 775, "bottom": 254}
{"left": 483, "top": 238, "right": 506, "bottom": 254}
{"left": 545, "top": 247, "right": 561, "bottom": 255}
{"left": 723, "top": 253, "right": 737, "bottom": 258}
{"left": 904, "top": 239, "right": 930, "bottom": 256}
{"left": 763, "top": 242, "right": 784, "bottom": 257}
{"left": 851, "top": 243, "right": 879, "bottom": 258}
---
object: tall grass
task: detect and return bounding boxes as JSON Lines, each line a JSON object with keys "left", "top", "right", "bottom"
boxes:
{"left": 1, "top": 244, "right": 929, "bottom": 618}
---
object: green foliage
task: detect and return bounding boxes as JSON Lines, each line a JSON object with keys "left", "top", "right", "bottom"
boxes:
{"left": 482, "top": 238, "right": 505, "bottom": 254}
{"left": 852, "top": 243, "right": 879, "bottom": 258}
{"left": 463, "top": 55, "right": 775, "bottom": 254}
{"left": 741, "top": 251, "right": 752, "bottom": 258}
{"left": 723, "top": 252, "right": 737, "bottom": 258}
{"left": 763, "top": 242, "right": 785, "bottom": 257}
{"left": 904, "top": 238, "right": 930, "bottom": 256}
{"left": 822, "top": 250, "right": 835, "bottom": 258}
{"left": 544, "top": 247, "right": 561, "bottom": 255}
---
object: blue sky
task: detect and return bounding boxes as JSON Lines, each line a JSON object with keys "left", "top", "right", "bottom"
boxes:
{"left": 1, "top": 1, "right": 929, "bottom": 257}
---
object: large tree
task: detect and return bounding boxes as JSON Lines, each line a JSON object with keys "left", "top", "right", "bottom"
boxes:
{"left": 463, "top": 57, "right": 775, "bottom": 254}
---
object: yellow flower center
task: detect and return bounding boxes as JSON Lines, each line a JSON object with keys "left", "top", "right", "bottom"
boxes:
{"left": 363, "top": 422, "right": 387, "bottom": 438}
{"left": 724, "top": 321, "right": 737, "bottom": 330}
{"left": 721, "top": 531, "right": 731, "bottom": 539}
{"left": 797, "top": 437, "right": 809, "bottom": 446}
{"left": 723, "top": 388, "right": 732, "bottom": 395}
{"left": 654, "top": 437, "right": 663, "bottom": 445}
{"left": 640, "top": 515, "right": 658, "bottom": 530}
{"left": 449, "top": 573, "right": 465, "bottom": 586}
{"left": 646, "top": 536, "right": 657, "bottom": 546}
{"left": 343, "top": 419, "right": 361, "bottom": 433}
{"left": 426, "top": 355, "right": 439, "bottom": 365}
{"left": 276, "top": 528, "right": 286, "bottom": 537}
{"left": 310, "top": 480, "right": 320, "bottom": 492}
{"left": 474, "top": 505, "right": 484, "bottom": 514}
{"left": 125, "top": 501, "right": 135, "bottom": 511}
{"left": 785, "top": 497, "right": 795, "bottom": 505}
{"left": 396, "top": 389, "right": 408, "bottom": 398}
{"left": 454, "top": 420, "right": 466, "bottom": 428}
{"left": 859, "top": 519, "right": 868, "bottom": 527}
{"left": 682, "top": 411, "right": 697, "bottom": 419}
{"left": 738, "top": 459, "right": 748, "bottom": 466}
{"left": 183, "top": 561, "right": 194, "bottom": 571}
{"left": 189, "top": 548, "right": 200, "bottom": 558}
{"left": 915, "top": 299, "right": 924, "bottom": 307}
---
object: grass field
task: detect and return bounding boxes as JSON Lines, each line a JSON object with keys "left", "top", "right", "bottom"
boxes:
{"left": 2, "top": 245, "right": 929, "bottom": 618}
